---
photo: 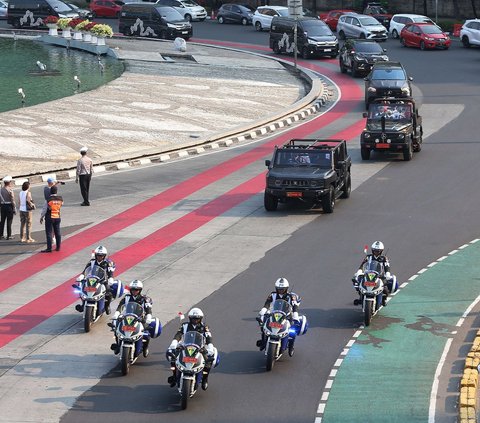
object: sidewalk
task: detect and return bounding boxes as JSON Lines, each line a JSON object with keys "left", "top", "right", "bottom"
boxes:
{"left": 0, "top": 35, "right": 325, "bottom": 184}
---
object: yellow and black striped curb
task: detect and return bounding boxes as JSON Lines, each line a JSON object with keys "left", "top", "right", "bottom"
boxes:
{"left": 459, "top": 330, "right": 480, "bottom": 423}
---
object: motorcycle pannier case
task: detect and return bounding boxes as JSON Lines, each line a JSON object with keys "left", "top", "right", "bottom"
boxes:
{"left": 293, "top": 315, "right": 308, "bottom": 336}
{"left": 148, "top": 318, "right": 162, "bottom": 338}
{"left": 111, "top": 281, "right": 125, "bottom": 299}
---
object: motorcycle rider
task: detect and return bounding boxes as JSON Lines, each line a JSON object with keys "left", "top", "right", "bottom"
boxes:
{"left": 109, "top": 279, "right": 153, "bottom": 357}
{"left": 74, "top": 245, "right": 116, "bottom": 314}
{"left": 256, "top": 277, "right": 300, "bottom": 351}
{"left": 353, "top": 241, "right": 392, "bottom": 305}
{"left": 166, "top": 307, "right": 217, "bottom": 391}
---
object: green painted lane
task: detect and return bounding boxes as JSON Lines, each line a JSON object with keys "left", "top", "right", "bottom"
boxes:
{"left": 323, "top": 241, "right": 480, "bottom": 422}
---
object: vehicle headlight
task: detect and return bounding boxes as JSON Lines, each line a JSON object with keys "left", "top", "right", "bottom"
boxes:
{"left": 424, "top": 36, "right": 435, "bottom": 41}
{"left": 167, "top": 23, "right": 176, "bottom": 28}
{"left": 354, "top": 54, "right": 366, "bottom": 61}
{"left": 274, "top": 179, "right": 282, "bottom": 186}
{"left": 381, "top": 55, "right": 388, "bottom": 60}
{"left": 364, "top": 132, "right": 371, "bottom": 139}
{"left": 401, "top": 86, "right": 411, "bottom": 94}
{"left": 368, "top": 87, "right": 377, "bottom": 93}
{"left": 398, "top": 134, "right": 405, "bottom": 139}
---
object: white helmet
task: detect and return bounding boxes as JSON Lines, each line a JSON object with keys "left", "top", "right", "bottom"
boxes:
{"left": 129, "top": 280, "right": 143, "bottom": 298}
{"left": 94, "top": 245, "right": 108, "bottom": 263}
{"left": 188, "top": 307, "right": 204, "bottom": 324}
{"left": 371, "top": 241, "right": 384, "bottom": 258}
{"left": 275, "top": 277, "right": 289, "bottom": 295}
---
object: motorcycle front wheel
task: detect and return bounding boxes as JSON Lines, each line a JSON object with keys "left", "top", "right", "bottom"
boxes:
{"left": 266, "top": 342, "right": 276, "bottom": 372}
{"left": 181, "top": 378, "right": 192, "bottom": 410}
{"left": 364, "top": 301, "right": 373, "bottom": 327}
{"left": 121, "top": 346, "right": 130, "bottom": 376}
{"left": 84, "top": 306, "right": 93, "bottom": 333}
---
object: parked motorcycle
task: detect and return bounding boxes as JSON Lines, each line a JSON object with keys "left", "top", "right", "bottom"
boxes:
{"left": 72, "top": 264, "right": 123, "bottom": 333}
{"left": 171, "top": 330, "right": 207, "bottom": 410}
{"left": 352, "top": 260, "right": 385, "bottom": 326}
{"left": 259, "top": 299, "right": 308, "bottom": 371}
{"left": 111, "top": 301, "right": 162, "bottom": 375}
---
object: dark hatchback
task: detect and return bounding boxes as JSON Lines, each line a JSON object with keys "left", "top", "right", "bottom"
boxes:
{"left": 339, "top": 39, "right": 388, "bottom": 77}
{"left": 216, "top": 3, "right": 253, "bottom": 25}
{"left": 364, "top": 61, "right": 412, "bottom": 107}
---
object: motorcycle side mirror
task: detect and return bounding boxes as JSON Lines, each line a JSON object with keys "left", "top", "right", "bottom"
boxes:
{"left": 363, "top": 112, "right": 368, "bottom": 118}
{"left": 76, "top": 274, "right": 85, "bottom": 282}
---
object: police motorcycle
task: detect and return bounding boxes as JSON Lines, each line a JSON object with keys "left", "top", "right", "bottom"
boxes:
{"left": 110, "top": 302, "right": 162, "bottom": 375}
{"left": 259, "top": 299, "right": 308, "bottom": 371}
{"left": 167, "top": 331, "right": 209, "bottom": 410}
{"left": 72, "top": 264, "right": 123, "bottom": 333}
{"left": 352, "top": 260, "right": 385, "bottom": 326}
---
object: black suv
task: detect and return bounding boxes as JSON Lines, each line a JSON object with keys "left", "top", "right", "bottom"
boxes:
{"left": 364, "top": 61, "right": 413, "bottom": 108}
{"left": 264, "top": 139, "right": 351, "bottom": 213}
{"left": 360, "top": 97, "right": 423, "bottom": 161}
{"left": 339, "top": 39, "right": 388, "bottom": 77}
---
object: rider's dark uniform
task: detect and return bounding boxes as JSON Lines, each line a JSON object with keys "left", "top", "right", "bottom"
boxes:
{"left": 115, "top": 292, "right": 153, "bottom": 319}
{"left": 358, "top": 254, "right": 391, "bottom": 274}
{"left": 263, "top": 291, "right": 299, "bottom": 312}
{"left": 80, "top": 258, "right": 116, "bottom": 313}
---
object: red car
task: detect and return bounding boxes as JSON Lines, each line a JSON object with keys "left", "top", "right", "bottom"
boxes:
{"left": 400, "top": 22, "right": 451, "bottom": 50}
{"left": 320, "top": 9, "right": 354, "bottom": 31}
{"left": 89, "top": 0, "right": 124, "bottom": 18}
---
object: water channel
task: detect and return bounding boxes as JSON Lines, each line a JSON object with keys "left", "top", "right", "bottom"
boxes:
{"left": 0, "top": 37, "right": 124, "bottom": 113}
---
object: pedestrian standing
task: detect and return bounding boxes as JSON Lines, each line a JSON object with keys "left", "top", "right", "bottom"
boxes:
{"left": 0, "top": 175, "right": 16, "bottom": 240}
{"left": 40, "top": 186, "right": 63, "bottom": 253}
{"left": 18, "top": 181, "right": 35, "bottom": 243}
{"left": 76, "top": 146, "right": 93, "bottom": 206}
{"left": 44, "top": 177, "right": 62, "bottom": 201}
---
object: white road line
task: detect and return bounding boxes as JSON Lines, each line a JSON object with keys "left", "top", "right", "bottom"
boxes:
{"left": 429, "top": 338, "right": 453, "bottom": 423}
{"left": 321, "top": 392, "right": 329, "bottom": 401}
{"left": 334, "top": 359, "right": 343, "bottom": 367}
{"left": 353, "top": 330, "right": 362, "bottom": 338}
{"left": 329, "top": 369, "right": 337, "bottom": 378}
{"left": 437, "top": 256, "right": 448, "bottom": 262}
{"left": 325, "top": 379, "right": 333, "bottom": 389}
{"left": 427, "top": 262, "right": 437, "bottom": 268}
{"left": 346, "top": 339, "right": 355, "bottom": 348}
{"left": 418, "top": 268, "right": 428, "bottom": 274}
{"left": 459, "top": 244, "right": 469, "bottom": 250}
{"left": 409, "top": 275, "right": 418, "bottom": 281}
{"left": 448, "top": 249, "right": 458, "bottom": 255}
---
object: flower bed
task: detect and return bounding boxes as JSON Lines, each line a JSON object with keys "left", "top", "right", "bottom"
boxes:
{"left": 44, "top": 15, "right": 59, "bottom": 25}
{"left": 90, "top": 23, "right": 114, "bottom": 37}
{"left": 57, "top": 18, "right": 72, "bottom": 29}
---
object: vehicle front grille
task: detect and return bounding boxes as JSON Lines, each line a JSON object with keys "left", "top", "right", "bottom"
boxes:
{"left": 282, "top": 179, "right": 309, "bottom": 187}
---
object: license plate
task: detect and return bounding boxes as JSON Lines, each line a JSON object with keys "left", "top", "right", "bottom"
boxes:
{"left": 183, "top": 356, "right": 197, "bottom": 363}
{"left": 323, "top": 48, "right": 331, "bottom": 52}
{"left": 85, "top": 287, "right": 97, "bottom": 292}
{"left": 364, "top": 281, "right": 377, "bottom": 287}
{"left": 376, "top": 143, "right": 390, "bottom": 149}
{"left": 122, "top": 325, "right": 136, "bottom": 332}
{"left": 270, "top": 322, "right": 283, "bottom": 329}
{"left": 287, "top": 192, "right": 302, "bottom": 198}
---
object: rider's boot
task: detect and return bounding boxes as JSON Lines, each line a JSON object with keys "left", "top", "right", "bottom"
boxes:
{"left": 168, "top": 369, "right": 177, "bottom": 387}
{"left": 201, "top": 370, "right": 209, "bottom": 391}
{"left": 143, "top": 338, "right": 150, "bottom": 358}
{"left": 288, "top": 338, "right": 295, "bottom": 357}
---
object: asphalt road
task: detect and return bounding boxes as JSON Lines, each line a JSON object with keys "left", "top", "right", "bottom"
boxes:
{"left": 1, "top": 20, "right": 479, "bottom": 423}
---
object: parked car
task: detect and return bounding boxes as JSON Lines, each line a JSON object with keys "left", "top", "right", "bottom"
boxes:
{"left": 339, "top": 39, "right": 388, "bottom": 77}
{"left": 400, "top": 22, "right": 450, "bottom": 50}
{"left": 364, "top": 61, "right": 412, "bottom": 107}
{"left": 337, "top": 13, "right": 387, "bottom": 41}
{"left": 320, "top": 9, "right": 354, "bottom": 31}
{"left": 270, "top": 16, "right": 338, "bottom": 59}
{"left": 67, "top": 3, "right": 93, "bottom": 19}
{"left": 7, "top": 0, "right": 78, "bottom": 28}
{"left": 252, "top": 5, "right": 288, "bottom": 32}
{"left": 217, "top": 3, "right": 253, "bottom": 25}
{"left": 363, "top": 2, "right": 392, "bottom": 29}
{"left": 119, "top": 3, "right": 192, "bottom": 39}
{"left": 89, "top": 0, "right": 123, "bottom": 18}
{"left": 389, "top": 14, "right": 436, "bottom": 39}
{"left": 155, "top": 0, "right": 206, "bottom": 22}
{"left": 460, "top": 18, "right": 480, "bottom": 48}
{"left": 0, "top": 0, "right": 8, "bottom": 19}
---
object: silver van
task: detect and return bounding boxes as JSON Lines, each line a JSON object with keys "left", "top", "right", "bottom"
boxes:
{"left": 337, "top": 13, "right": 387, "bottom": 41}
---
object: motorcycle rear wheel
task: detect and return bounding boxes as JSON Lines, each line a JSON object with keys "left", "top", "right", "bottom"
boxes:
{"left": 181, "top": 378, "right": 192, "bottom": 410}
{"left": 266, "top": 342, "right": 276, "bottom": 372}
{"left": 121, "top": 346, "right": 130, "bottom": 376}
{"left": 84, "top": 306, "right": 93, "bottom": 333}
{"left": 364, "top": 301, "right": 373, "bottom": 326}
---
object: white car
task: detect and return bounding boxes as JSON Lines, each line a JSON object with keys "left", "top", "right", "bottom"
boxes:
{"left": 252, "top": 5, "right": 288, "bottom": 31}
{"left": 155, "top": 0, "right": 207, "bottom": 21}
{"left": 460, "top": 19, "right": 480, "bottom": 47}
{"left": 389, "top": 14, "right": 435, "bottom": 39}
{"left": 337, "top": 13, "right": 387, "bottom": 41}
{"left": 0, "top": 0, "right": 7, "bottom": 19}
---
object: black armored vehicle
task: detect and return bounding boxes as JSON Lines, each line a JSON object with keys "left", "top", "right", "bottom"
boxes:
{"left": 264, "top": 139, "right": 351, "bottom": 213}
{"left": 360, "top": 97, "right": 423, "bottom": 161}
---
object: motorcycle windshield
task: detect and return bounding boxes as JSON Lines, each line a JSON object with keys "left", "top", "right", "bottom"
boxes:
{"left": 123, "top": 302, "right": 144, "bottom": 318}
{"left": 183, "top": 331, "right": 204, "bottom": 348}
{"left": 270, "top": 299, "right": 292, "bottom": 315}
{"left": 364, "top": 259, "right": 384, "bottom": 275}
{"left": 85, "top": 264, "right": 106, "bottom": 281}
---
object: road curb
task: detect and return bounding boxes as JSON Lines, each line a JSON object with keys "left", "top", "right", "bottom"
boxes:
{"left": 459, "top": 335, "right": 480, "bottom": 423}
